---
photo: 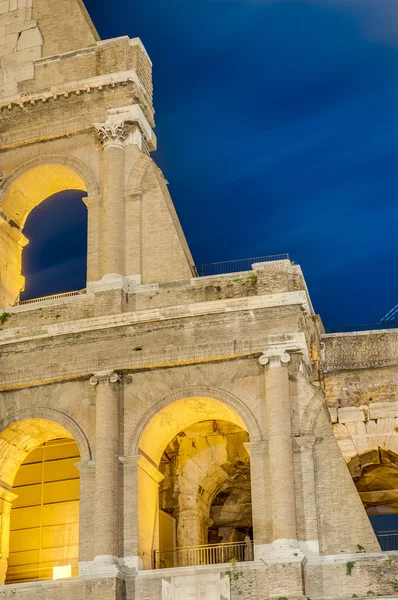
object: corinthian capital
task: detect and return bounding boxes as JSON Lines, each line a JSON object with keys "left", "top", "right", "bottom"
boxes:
{"left": 95, "top": 120, "right": 127, "bottom": 147}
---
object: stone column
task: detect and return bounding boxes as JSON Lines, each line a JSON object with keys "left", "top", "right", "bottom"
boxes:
{"left": 90, "top": 370, "right": 120, "bottom": 563}
{"left": 0, "top": 485, "right": 17, "bottom": 584}
{"left": 95, "top": 120, "right": 127, "bottom": 278}
{"left": 259, "top": 348, "right": 298, "bottom": 549}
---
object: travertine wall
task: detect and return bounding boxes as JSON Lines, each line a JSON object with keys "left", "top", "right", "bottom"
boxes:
{"left": 0, "top": 0, "right": 396, "bottom": 598}
{"left": 323, "top": 331, "right": 398, "bottom": 462}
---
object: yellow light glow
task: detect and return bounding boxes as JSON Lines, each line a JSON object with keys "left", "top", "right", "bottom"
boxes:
{"left": 53, "top": 565, "right": 72, "bottom": 580}
{"left": 139, "top": 396, "right": 247, "bottom": 466}
{"left": 2, "top": 164, "right": 87, "bottom": 229}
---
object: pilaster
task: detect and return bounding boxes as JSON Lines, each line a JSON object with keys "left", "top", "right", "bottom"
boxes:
{"left": 78, "top": 460, "right": 96, "bottom": 564}
{"left": 244, "top": 440, "right": 272, "bottom": 549}
{"left": 121, "top": 454, "right": 164, "bottom": 571}
{"left": 294, "top": 436, "right": 320, "bottom": 557}
{"left": 0, "top": 484, "right": 17, "bottom": 584}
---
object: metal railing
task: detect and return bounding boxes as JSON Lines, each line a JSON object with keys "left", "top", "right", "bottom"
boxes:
{"left": 325, "top": 322, "right": 398, "bottom": 334}
{"left": 154, "top": 540, "right": 254, "bottom": 569}
{"left": 194, "top": 254, "right": 290, "bottom": 277}
{"left": 376, "top": 530, "right": 398, "bottom": 552}
{"left": 15, "top": 289, "right": 86, "bottom": 306}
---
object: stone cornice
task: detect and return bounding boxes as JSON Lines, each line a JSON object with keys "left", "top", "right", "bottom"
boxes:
{"left": 0, "top": 70, "right": 145, "bottom": 113}
{"left": 322, "top": 329, "right": 398, "bottom": 372}
{"left": 1, "top": 290, "right": 310, "bottom": 347}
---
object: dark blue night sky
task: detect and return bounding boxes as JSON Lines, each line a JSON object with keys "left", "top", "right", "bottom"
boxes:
{"left": 23, "top": 0, "right": 398, "bottom": 329}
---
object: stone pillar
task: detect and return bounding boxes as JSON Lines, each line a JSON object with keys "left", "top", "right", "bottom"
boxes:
{"left": 122, "top": 454, "right": 164, "bottom": 570}
{"left": 90, "top": 371, "right": 120, "bottom": 563}
{"left": 124, "top": 189, "right": 143, "bottom": 281}
{"left": 0, "top": 485, "right": 17, "bottom": 584}
{"left": 95, "top": 121, "right": 127, "bottom": 278}
{"left": 294, "top": 436, "right": 320, "bottom": 556}
{"left": 78, "top": 460, "right": 96, "bottom": 565}
{"left": 259, "top": 348, "right": 298, "bottom": 549}
{"left": 0, "top": 219, "right": 28, "bottom": 308}
{"left": 177, "top": 508, "right": 212, "bottom": 548}
{"left": 245, "top": 441, "right": 272, "bottom": 550}
{"left": 83, "top": 195, "right": 101, "bottom": 283}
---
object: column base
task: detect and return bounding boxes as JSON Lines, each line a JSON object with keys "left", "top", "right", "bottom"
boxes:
{"left": 121, "top": 555, "right": 143, "bottom": 572}
{"left": 256, "top": 539, "right": 305, "bottom": 562}
{"left": 87, "top": 274, "right": 141, "bottom": 294}
{"left": 79, "top": 556, "right": 120, "bottom": 578}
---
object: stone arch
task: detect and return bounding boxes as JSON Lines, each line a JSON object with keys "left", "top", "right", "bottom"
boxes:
{"left": 347, "top": 449, "right": 398, "bottom": 515}
{"left": 129, "top": 386, "right": 262, "bottom": 462}
{"left": 0, "top": 155, "right": 98, "bottom": 307}
{"left": 132, "top": 389, "right": 258, "bottom": 568}
{"left": 0, "top": 410, "right": 89, "bottom": 583}
{"left": 0, "top": 407, "right": 92, "bottom": 475}
{"left": 0, "top": 154, "right": 99, "bottom": 222}
{"left": 126, "top": 152, "right": 152, "bottom": 194}
{"left": 301, "top": 389, "right": 331, "bottom": 437}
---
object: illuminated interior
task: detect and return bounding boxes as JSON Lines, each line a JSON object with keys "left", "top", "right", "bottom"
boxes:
{"left": 137, "top": 397, "right": 251, "bottom": 568}
{"left": 349, "top": 449, "right": 398, "bottom": 548}
{"left": 159, "top": 420, "right": 252, "bottom": 549}
{"left": 6, "top": 438, "right": 80, "bottom": 584}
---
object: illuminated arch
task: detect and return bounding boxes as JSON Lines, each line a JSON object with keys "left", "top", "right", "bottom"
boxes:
{"left": 0, "top": 156, "right": 98, "bottom": 306}
{"left": 0, "top": 416, "right": 85, "bottom": 584}
{"left": 0, "top": 407, "right": 91, "bottom": 484}
{"left": 0, "top": 155, "right": 99, "bottom": 227}
{"left": 129, "top": 386, "right": 261, "bottom": 464}
{"left": 131, "top": 390, "right": 257, "bottom": 568}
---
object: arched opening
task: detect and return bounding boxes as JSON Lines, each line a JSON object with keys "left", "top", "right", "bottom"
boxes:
{"left": 0, "top": 163, "right": 89, "bottom": 307}
{"left": 20, "top": 190, "right": 87, "bottom": 301}
{"left": 137, "top": 397, "right": 254, "bottom": 569}
{"left": 349, "top": 449, "right": 398, "bottom": 551}
{"left": 0, "top": 419, "right": 81, "bottom": 585}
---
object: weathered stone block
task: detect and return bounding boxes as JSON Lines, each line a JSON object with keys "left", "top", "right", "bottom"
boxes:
{"left": 1, "top": 44, "right": 41, "bottom": 68}
{"left": 17, "top": 25, "right": 42, "bottom": 50}
{"left": 0, "top": 1, "right": 9, "bottom": 15}
{"left": 337, "top": 406, "right": 366, "bottom": 423}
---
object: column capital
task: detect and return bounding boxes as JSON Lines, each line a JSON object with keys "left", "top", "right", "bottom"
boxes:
{"left": 81, "top": 194, "right": 100, "bottom": 208}
{"left": 293, "top": 436, "right": 319, "bottom": 453}
{"left": 0, "top": 483, "right": 17, "bottom": 505}
{"left": 259, "top": 333, "right": 310, "bottom": 367}
{"left": 259, "top": 351, "right": 291, "bottom": 367}
{"left": 95, "top": 120, "right": 127, "bottom": 148}
{"left": 89, "top": 371, "right": 120, "bottom": 386}
{"left": 0, "top": 216, "right": 29, "bottom": 248}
